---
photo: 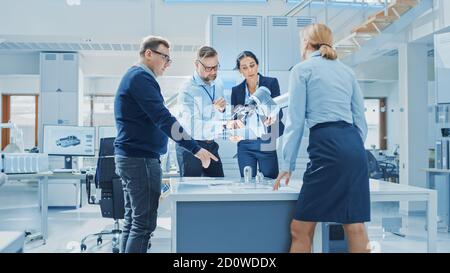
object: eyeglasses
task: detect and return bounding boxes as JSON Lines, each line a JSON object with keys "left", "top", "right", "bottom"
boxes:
{"left": 150, "top": 49, "right": 172, "bottom": 65}
{"left": 197, "top": 59, "right": 220, "bottom": 72}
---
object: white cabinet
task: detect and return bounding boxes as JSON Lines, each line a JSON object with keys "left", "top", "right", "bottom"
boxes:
{"left": 267, "top": 17, "right": 316, "bottom": 71}
{"left": 40, "top": 53, "right": 78, "bottom": 92}
{"left": 39, "top": 52, "right": 79, "bottom": 127}
{"left": 47, "top": 181, "right": 80, "bottom": 208}
{"left": 209, "top": 15, "right": 264, "bottom": 71}
{"left": 40, "top": 92, "right": 78, "bottom": 126}
{"left": 39, "top": 52, "right": 80, "bottom": 147}
{"left": 40, "top": 53, "right": 60, "bottom": 92}
{"left": 208, "top": 15, "right": 315, "bottom": 90}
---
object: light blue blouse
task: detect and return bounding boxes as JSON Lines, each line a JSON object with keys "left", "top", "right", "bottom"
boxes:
{"left": 281, "top": 50, "right": 368, "bottom": 172}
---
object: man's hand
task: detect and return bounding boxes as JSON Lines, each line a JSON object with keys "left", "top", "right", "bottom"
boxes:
{"left": 213, "top": 97, "right": 226, "bottom": 113}
{"left": 226, "top": 120, "right": 244, "bottom": 129}
{"left": 263, "top": 116, "right": 276, "bottom": 126}
{"left": 194, "top": 148, "right": 219, "bottom": 168}
{"left": 273, "top": 171, "right": 292, "bottom": 191}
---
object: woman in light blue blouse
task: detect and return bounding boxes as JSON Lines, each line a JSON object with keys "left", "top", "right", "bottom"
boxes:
{"left": 273, "top": 23, "right": 370, "bottom": 253}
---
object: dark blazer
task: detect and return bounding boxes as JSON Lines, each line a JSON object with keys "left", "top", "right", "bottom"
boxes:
{"left": 231, "top": 73, "right": 285, "bottom": 138}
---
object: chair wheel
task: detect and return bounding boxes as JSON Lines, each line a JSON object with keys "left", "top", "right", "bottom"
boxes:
{"left": 80, "top": 244, "right": 87, "bottom": 251}
{"left": 97, "top": 237, "right": 103, "bottom": 245}
{"left": 113, "top": 247, "right": 120, "bottom": 253}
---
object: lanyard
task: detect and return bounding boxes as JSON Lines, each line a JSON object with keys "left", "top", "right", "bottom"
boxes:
{"left": 201, "top": 85, "right": 215, "bottom": 103}
{"left": 193, "top": 76, "right": 215, "bottom": 103}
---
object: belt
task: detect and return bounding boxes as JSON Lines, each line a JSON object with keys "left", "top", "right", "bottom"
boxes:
{"left": 197, "top": 140, "right": 215, "bottom": 144}
{"left": 310, "top": 121, "right": 352, "bottom": 132}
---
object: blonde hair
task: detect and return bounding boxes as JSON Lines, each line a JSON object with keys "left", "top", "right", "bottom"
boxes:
{"left": 302, "top": 23, "right": 337, "bottom": 60}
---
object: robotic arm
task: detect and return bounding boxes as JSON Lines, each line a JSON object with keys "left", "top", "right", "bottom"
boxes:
{"left": 232, "top": 86, "right": 286, "bottom": 123}
{"left": 0, "top": 122, "right": 25, "bottom": 153}
{"left": 273, "top": 92, "right": 289, "bottom": 109}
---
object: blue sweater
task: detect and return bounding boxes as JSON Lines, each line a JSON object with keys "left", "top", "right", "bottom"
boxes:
{"left": 114, "top": 65, "right": 201, "bottom": 158}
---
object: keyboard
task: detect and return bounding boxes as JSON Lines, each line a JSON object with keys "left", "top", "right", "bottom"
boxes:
{"left": 52, "top": 169, "right": 77, "bottom": 174}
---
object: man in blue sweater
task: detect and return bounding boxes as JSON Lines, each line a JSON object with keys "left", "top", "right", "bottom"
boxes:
{"left": 114, "top": 36, "right": 218, "bottom": 253}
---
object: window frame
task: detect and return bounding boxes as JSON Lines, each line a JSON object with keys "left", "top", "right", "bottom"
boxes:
{"left": 364, "top": 97, "right": 387, "bottom": 150}
{"left": 1, "top": 94, "right": 39, "bottom": 150}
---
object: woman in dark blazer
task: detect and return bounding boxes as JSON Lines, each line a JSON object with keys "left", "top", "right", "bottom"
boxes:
{"left": 230, "top": 51, "right": 284, "bottom": 179}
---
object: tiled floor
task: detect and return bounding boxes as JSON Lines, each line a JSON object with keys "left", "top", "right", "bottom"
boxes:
{"left": 1, "top": 182, "right": 449, "bottom": 253}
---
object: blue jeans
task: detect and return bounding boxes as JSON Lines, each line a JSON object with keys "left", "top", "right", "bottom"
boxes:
{"left": 115, "top": 156, "right": 162, "bottom": 253}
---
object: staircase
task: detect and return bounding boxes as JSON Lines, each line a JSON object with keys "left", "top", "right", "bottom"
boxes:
{"left": 334, "top": 0, "right": 422, "bottom": 61}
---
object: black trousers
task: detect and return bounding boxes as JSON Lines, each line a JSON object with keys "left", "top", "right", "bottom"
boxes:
{"left": 176, "top": 141, "right": 224, "bottom": 177}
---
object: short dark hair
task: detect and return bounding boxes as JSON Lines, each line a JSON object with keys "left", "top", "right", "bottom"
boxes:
{"left": 139, "top": 36, "right": 170, "bottom": 57}
{"left": 197, "top": 46, "right": 218, "bottom": 60}
{"left": 235, "top": 51, "right": 259, "bottom": 70}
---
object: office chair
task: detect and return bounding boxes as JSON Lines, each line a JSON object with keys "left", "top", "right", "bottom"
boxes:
{"left": 378, "top": 161, "right": 399, "bottom": 182}
{"left": 366, "top": 150, "right": 384, "bottom": 180}
{"left": 80, "top": 137, "right": 124, "bottom": 253}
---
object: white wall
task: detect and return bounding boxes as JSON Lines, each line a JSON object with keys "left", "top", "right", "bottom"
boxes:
{"left": 0, "top": 52, "right": 39, "bottom": 75}
{"left": 354, "top": 56, "right": 398, "bottom": 81}
{"left": 407, "top": 0, "right": 450, "bottom": 43}
{"left": 0, "top": 75, "right": 39, "bottom": 94}
{"left": 79, "top": 54, "right": 137, "bottom": 77}
{"left": 0, "top": 0, "right": 151, "bottom": 42}
{"left": 153, "top": 0, "right": 373, "bottom": 46}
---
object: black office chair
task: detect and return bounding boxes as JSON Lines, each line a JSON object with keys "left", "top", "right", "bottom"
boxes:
{"left": 366, "top": 150, "right": 384, "bottom": 180}
{"left": 81, "top": 137, "right": 124, "bottom": 253}
{"left": 378, "top": 161, "right": 399, "bottom": 182}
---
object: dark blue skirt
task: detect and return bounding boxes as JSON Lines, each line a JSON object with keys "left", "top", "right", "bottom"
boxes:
{"left": 294, "top": 121, "right": 370, "bottom": 224}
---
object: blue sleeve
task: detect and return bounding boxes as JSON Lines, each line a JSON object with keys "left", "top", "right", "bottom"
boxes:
{"left": 131, "top": 73, "right": 200, "bottom": 154}
{"left": 280, "top": 66, "right": 307, "bottom": 172}
{"left": 231, "top": 87, "right": 237, "bottom": 107}
{"left": 231, "top": 87, "right": 240, "bottom": 120}
{"left": 270, "top": 78, "right": 280, "bottom": 97}
{"left": 351, "top": 76, "right": 368, "bottom": 142}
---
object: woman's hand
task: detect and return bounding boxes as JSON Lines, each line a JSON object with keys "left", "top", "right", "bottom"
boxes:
{"left": 273, "top": 171, "right": 292, "bottom": 191}
{"left": 226, "top": 120, "right": 244, "bottom": 129}
{"left": 264, "top": 116, "right": 276, "bottom": 126}
{"left": 229, "top": 135, "right": 243, "bottom": 143}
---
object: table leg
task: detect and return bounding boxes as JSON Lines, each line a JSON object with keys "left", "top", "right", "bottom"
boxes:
{"left": 427, "top": 173, "right": 435, "bottom": 189}
{"left": 77, "top": 180, "right": 82, "bottom": 208}
{"left": 312, "top": 222, "right": 323, "bottom": 253}
{"left": 40, "top": 176, "right": 48, "bottom": 244}
{"left": 427, "top": 191, "right": 437, "bottom": 253}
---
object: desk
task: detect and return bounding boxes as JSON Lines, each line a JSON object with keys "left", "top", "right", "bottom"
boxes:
{"left": 6, "top": 172, "right": 87, "bottom": 244}
{"left": 421, "top": 168, "right": 450, "bottom": 232}
{"left": 168, "top": 178, "right": 437, "bottom": 253}
{"left": 0, "top": 231, "right": 25, "bottom": 253}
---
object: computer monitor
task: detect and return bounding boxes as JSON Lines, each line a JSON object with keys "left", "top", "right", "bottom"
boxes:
{"left": 43, "top": 125, "right": 96, "bottom": 169}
